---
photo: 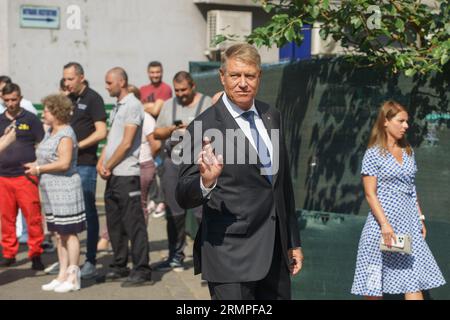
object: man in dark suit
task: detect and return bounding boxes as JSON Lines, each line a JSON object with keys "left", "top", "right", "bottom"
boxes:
{"left": 176, "top": 43, "right": 303, "bottom": 300}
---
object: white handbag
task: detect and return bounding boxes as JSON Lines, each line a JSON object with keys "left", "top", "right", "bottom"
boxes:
{"left": 380, "top": 234, "right": 412, "bottom": 254}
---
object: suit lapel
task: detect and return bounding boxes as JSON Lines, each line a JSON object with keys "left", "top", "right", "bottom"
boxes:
{"left": 216, "top": 99, "right": 265, "bottom": 179}
{"left": 215, "top": 98, "right": 278, "bottom": 187}
{"left": 215, "top": 100, "right": 256, "bottom": 169}
{"left": 255, "top": 102, "right": 274, "bottom": 135}
{"left": 215, "top": 99, "right": 240, "bottom": 131}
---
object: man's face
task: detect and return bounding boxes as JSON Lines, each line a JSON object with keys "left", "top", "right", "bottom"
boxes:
{"left": 3, "top": 91, "right": 22, "bottom": 114}
{"left": 148, "top": 66, "right": 162, "bottom": 85}
{"left": 63, "top": 66, "right": 85, "bottom": 95}
{"left": 174, "top": 80, "right": 195, "bottom": 106}
{"left": 220, "top": 58, "right": 261, "bottom": 110}
{"left": 105, "top": 72, "right": 123, "bottom": 98}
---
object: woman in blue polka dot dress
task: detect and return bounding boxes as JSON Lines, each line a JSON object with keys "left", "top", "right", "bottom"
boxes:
{"left": 351, "top": 101, "right": 446, "bottom": 300}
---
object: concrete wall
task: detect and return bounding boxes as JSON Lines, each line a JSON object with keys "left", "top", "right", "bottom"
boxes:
{"left": 3, "top": 0, "right": 278, "bottom": 104}
{"left": 194, "top": 0, "right": 260, "bottom": 6}
{"left": 0, "top": 0, "right": 9, "bottom": 75}
{"left": 5, "top": 0, "right": 208, "bottom": 103}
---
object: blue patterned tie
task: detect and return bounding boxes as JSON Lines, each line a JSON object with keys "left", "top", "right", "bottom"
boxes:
{"left": 241, "top": 111, "right": 272, "bottom": 183}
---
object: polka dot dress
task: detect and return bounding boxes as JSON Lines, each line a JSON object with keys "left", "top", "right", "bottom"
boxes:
{"left": 351, "top": 146, "right": 446, "bottom": 296}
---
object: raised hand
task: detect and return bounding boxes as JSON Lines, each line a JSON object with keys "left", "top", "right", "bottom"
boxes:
{"left": 198, "top": 137, "right": 223, "bottom": 188}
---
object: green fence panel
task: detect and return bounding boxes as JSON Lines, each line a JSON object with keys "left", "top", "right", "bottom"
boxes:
{"left": 293, "top": 211, "right": 450, "bottom": 300}
{"left": 193, "top": 58, "right": 450, "bottom": 220}
{"left": 190, "top": 57, "right": 449, "bottom": 299}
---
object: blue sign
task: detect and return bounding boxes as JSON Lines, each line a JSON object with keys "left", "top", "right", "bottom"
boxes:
{"left": 20, "top": 6, "right": 60, "bottom": 29}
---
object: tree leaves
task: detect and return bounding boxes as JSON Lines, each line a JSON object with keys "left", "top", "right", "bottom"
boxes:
{"left": 394, "top": 19, "right": 405, "bottom": 33}
{"left": 243, "top": 0, "right": 450, "bottom": 77}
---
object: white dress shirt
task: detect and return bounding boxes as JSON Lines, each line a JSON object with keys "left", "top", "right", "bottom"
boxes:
{"left": 200, "top": 94, "right": 274, "bottom": 197}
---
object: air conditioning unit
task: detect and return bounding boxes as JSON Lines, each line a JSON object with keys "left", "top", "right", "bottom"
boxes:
{"left": 206, "top": 10, "right": 252, "bottom": 52}
{"left": 311, "top": 23, "right": 354, "bottom": 56}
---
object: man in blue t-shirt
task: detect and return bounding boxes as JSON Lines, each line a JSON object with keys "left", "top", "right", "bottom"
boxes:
{"left": 0, "top": 75, "right": 39, "bottom": 246}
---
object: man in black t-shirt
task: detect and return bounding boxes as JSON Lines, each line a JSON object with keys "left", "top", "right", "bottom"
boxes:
{"left": 63, "top": 62, "right": 107, "bottom": 279}
{"left": 0, "top": 83, "right": 45, "bottom": 270}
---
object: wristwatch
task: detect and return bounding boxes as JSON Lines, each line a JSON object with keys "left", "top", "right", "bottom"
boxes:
{"left": 419, "top": 215, "right": 425, "bottom": 221}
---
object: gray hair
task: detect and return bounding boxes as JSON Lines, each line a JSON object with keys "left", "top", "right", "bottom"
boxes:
{"left": 221, "top": 43, "right": 261, "bottom": 72}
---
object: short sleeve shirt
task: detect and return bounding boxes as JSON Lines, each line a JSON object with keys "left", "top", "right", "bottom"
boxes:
{"left": 69, "top": 86, "right": 107, "bottom": 166}
{"left": 156, "top": 94, "right": 212, "bottom": 131}
{"left": 139, "top": 82, "right": 172, "bottom": 104}
{"left": 0, "top": 109, "right": 44, "bottom": 176}
{"left": 361, "top": 146, "right": 418, "bottom": 198}
{"left": 104, "top": 93, "right": 144, "bottom": 176}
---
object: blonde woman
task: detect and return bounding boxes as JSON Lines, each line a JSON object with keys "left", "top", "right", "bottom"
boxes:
{"left": 351, "top": 101, "right": 445, "bottom": 300}
{"left": 25, "top": 94, "right": 86, "bottom": 293}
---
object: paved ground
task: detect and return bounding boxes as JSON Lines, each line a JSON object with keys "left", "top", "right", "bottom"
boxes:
{"left": 0, "top": 212, "right": 210, "bottom": 300}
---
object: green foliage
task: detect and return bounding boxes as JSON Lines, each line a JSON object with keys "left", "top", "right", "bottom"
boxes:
{"left": 241, "top": 0, "right": 450, "bottom": 77}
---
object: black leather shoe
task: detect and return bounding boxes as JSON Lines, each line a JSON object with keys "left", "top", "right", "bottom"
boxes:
{"left": 104, "top": 268, "right": 130, "bottom": 282}
{"left": 0, "top": 257, "right": 16, "bottom": 268}
{"left": 31, "top": 256, "right": 45, "bottom": 271}
{"left": 120, "top": 272, "right": 154, "bottom": 288}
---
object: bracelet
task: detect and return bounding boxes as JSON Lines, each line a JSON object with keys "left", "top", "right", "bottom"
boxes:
{"left": 419, "top": 215, "right": 425, "bottom": 221}
{"left": 380, "top": 221, "right": 388, "bottom": 227}
{"left": 36, "top": 166, "right": 40, "bottom": 176}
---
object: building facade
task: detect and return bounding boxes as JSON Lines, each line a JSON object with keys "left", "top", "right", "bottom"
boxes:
{"left": 0, "top": 0, "right": 278, "bottom": 103}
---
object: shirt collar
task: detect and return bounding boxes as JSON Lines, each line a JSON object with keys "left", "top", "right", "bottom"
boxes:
{"left": 70, "top": 86, "right": 88, "bottom": 102}
{"left": 222, "top": 94, "right": 258, "bottom": 120}
{"left": 117, "top": 93, "right": 134, "bottom": 106}
{"left": 79, "top": 86, "right": 88, "bottom": 98}
{"left": 3, "top": 108, "right": 25, "bottom": 121}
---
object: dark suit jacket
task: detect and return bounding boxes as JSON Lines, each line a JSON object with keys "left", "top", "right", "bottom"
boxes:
{"left": 176, "top": 98, "right": 301, "bottom": 283}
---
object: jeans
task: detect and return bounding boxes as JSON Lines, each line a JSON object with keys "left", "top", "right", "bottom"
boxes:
{"left": 77, "top": 165, "right": 99, "bottom": 265}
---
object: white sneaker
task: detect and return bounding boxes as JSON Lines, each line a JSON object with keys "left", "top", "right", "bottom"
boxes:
{"left": 42, "top": 279, "right": 63, "bottom": 291}
{"left": 54, "top": 265, "right": 81, "bottom": 293}
{"left": 151, "top": 203, "right": 166, "bottom": 218}
{"left": 54, "top": 280, "right": 80, "bottom": 293}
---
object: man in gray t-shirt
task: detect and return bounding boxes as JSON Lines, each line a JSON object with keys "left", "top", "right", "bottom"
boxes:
{"left": 153, "top": 71, "right": 211, "bottom": 272}
{"left": 97, "top": 67, "right": 152, "bottom": 287}
{"left": 104, "top": 93, "right": 143, "bottom": 176}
